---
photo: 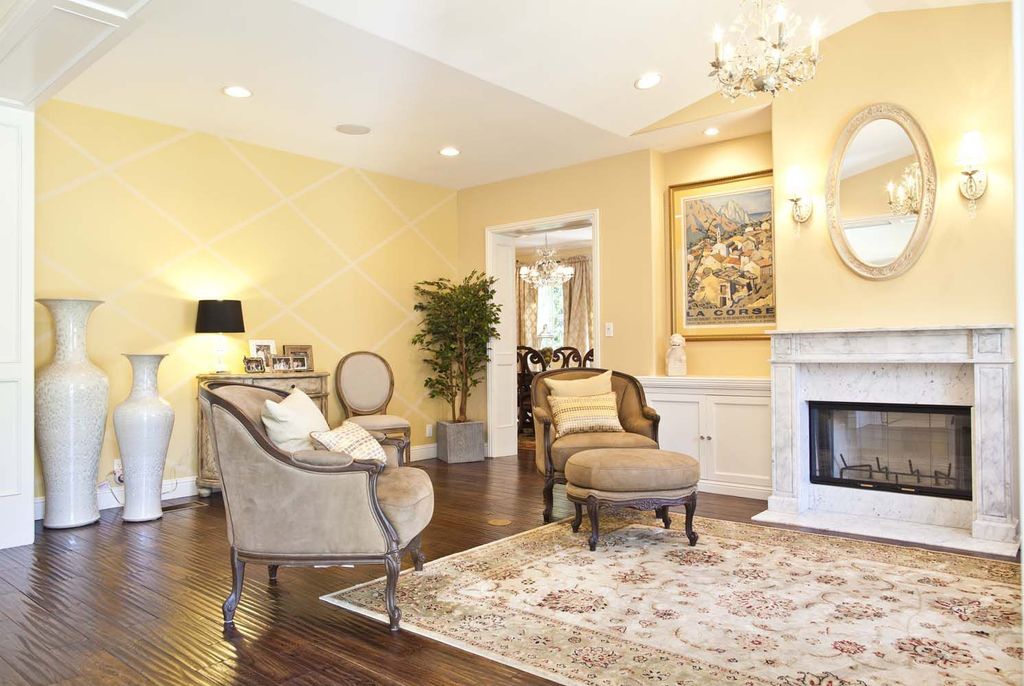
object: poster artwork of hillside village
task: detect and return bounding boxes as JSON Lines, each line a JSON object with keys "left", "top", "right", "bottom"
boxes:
{"left": 684, "top": 187, "right": 776, "bottom": 327}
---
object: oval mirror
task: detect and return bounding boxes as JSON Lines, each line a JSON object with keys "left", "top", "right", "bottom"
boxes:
{"left": 826, "top": 104, "right": 936, "bottom": 280}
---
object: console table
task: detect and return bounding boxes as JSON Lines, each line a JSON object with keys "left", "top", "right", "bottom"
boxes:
{"left": 196, "top": 371, "right": 329, "bottom": 496}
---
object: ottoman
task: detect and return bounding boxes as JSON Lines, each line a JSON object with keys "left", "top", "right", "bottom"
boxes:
{"left": 564, "top": 448, "right": 700, "bottom": 550}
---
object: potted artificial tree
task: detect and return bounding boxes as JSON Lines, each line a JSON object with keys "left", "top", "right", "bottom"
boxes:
{"left": 412, "top": 271, "right": 501, "bottom": 463}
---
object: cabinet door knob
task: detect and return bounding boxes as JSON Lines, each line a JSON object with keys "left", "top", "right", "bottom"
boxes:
{"left": 699, "top": 434, "right": 706, "bottom": 440}
{"left": 706, "top": 435, "right": 712, "bottom": 441}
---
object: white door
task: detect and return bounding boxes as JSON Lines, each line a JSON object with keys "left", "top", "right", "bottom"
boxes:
{"left": 704, "top": 395, "right": 772, "bottom": 495}
{"left": 0, "top": 106, "right": 35, "bottom": 549}
{"left": 486, "top": 232, "right": 520, "bottom": 457}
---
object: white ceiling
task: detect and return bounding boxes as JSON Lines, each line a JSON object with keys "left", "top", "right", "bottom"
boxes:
{"left": 54, "top": 0, "right": 993, "bottom": 189}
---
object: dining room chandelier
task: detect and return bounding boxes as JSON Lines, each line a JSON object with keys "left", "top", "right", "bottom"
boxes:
{"left": 710, "top": 0, "right": 821, "bottom": 100}
{"left": 519, "top": 237, "right": 574, "bottom": 288}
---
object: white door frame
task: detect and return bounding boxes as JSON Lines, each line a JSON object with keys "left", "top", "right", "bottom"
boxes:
{"left": 484, "top": 209, "right": 601, "bottom": 457}
{"left": 0, "top": 106, "right": 35, "bottom": 549}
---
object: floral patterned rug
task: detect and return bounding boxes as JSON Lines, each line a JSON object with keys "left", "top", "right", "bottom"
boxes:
{"left": 322, "top": 514, "right": 1022, "bottom": 685}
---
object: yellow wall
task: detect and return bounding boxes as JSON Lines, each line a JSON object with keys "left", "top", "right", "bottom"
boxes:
{"left": 772, "top": 3, "right": 1015, "bottom": 330}
{"left": 34, "top": 100, "right": 458, "bottom": 496}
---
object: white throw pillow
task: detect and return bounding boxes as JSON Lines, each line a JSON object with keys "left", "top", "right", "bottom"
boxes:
{"left": 310, "top": 422, "right": 388, "bottom": 464}
{"left": 261, "top": 388, "right": 329, "bottom": 453}
{"left": 545, "top": 370, "right": 613, "bottom": 397}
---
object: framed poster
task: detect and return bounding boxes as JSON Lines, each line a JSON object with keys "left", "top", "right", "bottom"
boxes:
{"left": 669, "top": 170, "right": 775, "bottom": 340}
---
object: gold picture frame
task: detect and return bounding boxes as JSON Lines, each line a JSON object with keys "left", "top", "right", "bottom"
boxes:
{"left": 669, "top": 170, "right": 775, "bottom": 341}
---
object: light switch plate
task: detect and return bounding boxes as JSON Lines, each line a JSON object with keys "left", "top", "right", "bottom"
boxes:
{"left": 604, "top": 322, "right": 614, "bottom": 337}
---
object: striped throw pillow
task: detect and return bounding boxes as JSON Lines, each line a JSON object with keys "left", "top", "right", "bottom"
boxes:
{"left": 310, "top": 421, "right": 388, "bottom": 464}
{"left": 548, "top": 392, "right": 623, "bottom": 439}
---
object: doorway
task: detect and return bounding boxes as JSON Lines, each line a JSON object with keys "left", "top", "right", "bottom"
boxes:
{"left": 484, "top": 210, "right": 600, "bottom": 458}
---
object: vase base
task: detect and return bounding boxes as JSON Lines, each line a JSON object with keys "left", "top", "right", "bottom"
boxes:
{"left": 122, "top": 513, "right": 163, "bottom": 523}
{"left": 43, "top": 515, "right": 100, "bottom": 530}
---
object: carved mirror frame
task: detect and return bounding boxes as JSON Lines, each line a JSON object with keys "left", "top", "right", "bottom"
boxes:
{"left": 825, "top": 103, "right": 937, "bottom": 280}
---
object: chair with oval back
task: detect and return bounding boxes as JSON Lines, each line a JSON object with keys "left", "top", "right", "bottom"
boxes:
{"left": 335, "top": 352, "right": 412, "bottom": 460}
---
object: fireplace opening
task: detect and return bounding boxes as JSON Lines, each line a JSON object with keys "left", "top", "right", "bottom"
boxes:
{"left": 809, "top": 401, "right": 971, "bottom": 500}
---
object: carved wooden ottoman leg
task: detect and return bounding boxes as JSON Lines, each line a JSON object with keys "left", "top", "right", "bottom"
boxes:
{"left": 683, "top": 492, "right": 699, "bottom": 546}
{"left": 586, "top": 498, "right": 600, "bottom": 551}
{"left": 571, "top": 502, "right": 583, "bottom": 532}
{"left": 657, "top": 505, "right": 672, "bottom": 529}
{"left": 268, "top": 564, "right": 279, "bottom": 584}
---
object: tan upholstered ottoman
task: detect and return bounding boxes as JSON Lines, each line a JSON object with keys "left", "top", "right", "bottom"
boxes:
{"left": 564, "top": 448, "right": 700, "bottom": 550}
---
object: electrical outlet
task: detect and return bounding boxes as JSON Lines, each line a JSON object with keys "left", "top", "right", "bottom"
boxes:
{"left": 113, "top": 459, "right": 124, "bottom": 484}
{"left": 426, "top": 423, "right": 434, "bottom": 438}
{"left": 604, "top": 322, "right": 614, "bottom": 337}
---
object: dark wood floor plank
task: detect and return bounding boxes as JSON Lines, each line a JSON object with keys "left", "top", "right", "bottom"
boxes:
{"left": 0, "top": 449, "right": 1009, "bottom": 686}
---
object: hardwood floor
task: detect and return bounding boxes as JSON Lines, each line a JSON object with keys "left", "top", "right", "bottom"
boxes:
{"left": 0, "top": 451, "right": 1009, "bottom": 685}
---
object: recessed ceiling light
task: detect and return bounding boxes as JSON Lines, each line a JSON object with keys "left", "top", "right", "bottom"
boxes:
{"left": 704, "top": 127, "right": 720, "bottom": 137}
{"left": 335, "top": 124, "right": 371, "bottom": 135}
{"left": 439, "top": 146, "right": 460, "bottom": 157}
{"left": 221, "top": 85, "right": 252, "bottom": 98}
{"left": 634, "top": 72, "right": 662, "bottom": 90}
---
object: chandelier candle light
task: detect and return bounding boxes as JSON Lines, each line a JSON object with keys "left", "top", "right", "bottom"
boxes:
{"left": 711, "top": 1, "right": 821, "bottom": 100}
{"left": 886, "top": 161, "right": 922, "bottom": 217}
{"left": 519, "top": 236, "right": 575, "bottom": 288}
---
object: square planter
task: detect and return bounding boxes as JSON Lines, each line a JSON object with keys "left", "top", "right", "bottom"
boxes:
{"left": 436, "top": 420, "right": 485, "bottom": 463}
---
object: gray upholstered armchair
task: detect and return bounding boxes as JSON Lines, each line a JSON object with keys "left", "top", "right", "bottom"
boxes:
{"left": 199, "top": 381, "right": 433, "bottom": 632}
{"left": 531, "top": 369, "right": 660, "bottom": 522}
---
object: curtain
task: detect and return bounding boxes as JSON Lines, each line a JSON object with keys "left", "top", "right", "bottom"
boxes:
{"left": 516, "top": 262, "right": 539, "bottom": 347}
{"left": 562, "top": 255, "right": 593, "bottom": 353}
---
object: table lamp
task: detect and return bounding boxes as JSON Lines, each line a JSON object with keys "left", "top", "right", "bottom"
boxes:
{"left": 195, "top": 300, "right": 245, "bottom": 373}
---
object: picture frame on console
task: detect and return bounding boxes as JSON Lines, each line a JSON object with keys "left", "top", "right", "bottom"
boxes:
{"left": 270, "top": 355, "right": 292, "bottom": 372}
{"left": 282, "top": 345, "right": 314, "bottom": 371}
{"left": 243, "top": 356, "right": 266, "bottom": 373}
{"left": 669, "top": 170, "right": 776, "bottom": 341}
{"left": 248, "top": 339, "right": 276, "bottom": 366}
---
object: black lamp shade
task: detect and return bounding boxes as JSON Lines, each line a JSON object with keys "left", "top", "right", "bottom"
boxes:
{"left": 195, "top": 300, "right": 245, "bottom": 334}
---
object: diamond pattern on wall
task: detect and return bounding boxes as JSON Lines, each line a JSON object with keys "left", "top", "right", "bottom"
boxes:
{"left": 34, "top": 100, "right": 459, "bottom": 496}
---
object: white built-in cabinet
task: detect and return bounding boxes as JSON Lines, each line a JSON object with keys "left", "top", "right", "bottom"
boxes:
{"left": 639, "top": 377, "right": 772, "bottom": 500}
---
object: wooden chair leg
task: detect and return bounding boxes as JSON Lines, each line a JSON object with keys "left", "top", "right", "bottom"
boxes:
{"left": 222, "top": 547, "right": 245, "bottom": 627}
{"left": 657, "top": 506, "right": 672, "bottom": 529}
{"left": 542, "top": 477, "right": 555, "bottom": 523}
{"left": 408, "top": 534, "right": 425, "bottom": 572}
{"left": 571, "top": 502, "right": 583, "bottom": 532}
{"left": 586, "top": 499, "right": 600, "bottom": 551}
{"left": 683, "top": 493, "right": 699, "bottom": 546}
{"left": 268, "top": 564, "right": 279, "bottom": 584}
{"left": 384, "top": 552, "right": 402, "bottom": 632}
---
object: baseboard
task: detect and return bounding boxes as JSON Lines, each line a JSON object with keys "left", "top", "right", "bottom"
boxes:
{"left": 409, "top": 442, "right": 493, "bottom": 462}
{"left": 33, "top": 476, "right": 199, "bottom": 521}
{"left": 410, "top": 443, "right": 436, "bottom": 462}
{"left": 698, "top": 478, "right": 771, "bottom": 501}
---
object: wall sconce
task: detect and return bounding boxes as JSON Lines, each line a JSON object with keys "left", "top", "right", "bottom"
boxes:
{"left": 786, "top": 166, "right": 813, "bottom": 224}
{"left": 957, "top": 131, "right": 988, "bottom": 218}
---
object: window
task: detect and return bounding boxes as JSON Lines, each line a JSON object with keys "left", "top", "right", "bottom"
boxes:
{"left": 536, "top": 283, "right": 565, "bottom": 348}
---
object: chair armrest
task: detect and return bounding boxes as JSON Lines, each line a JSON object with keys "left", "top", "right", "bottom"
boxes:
{"left": 642, "top": 406, "right": 660, "bottom": 422}
{"left": 534, "top": 407, "right": 552, "bottom": 425}
{"left": 291, "top": 450, "right": 354, "bottom": 468}
{"left": 380, "top": 436, "right": 408, "bottom": 467}
{"left": 622, "top": 407, "right": 661, "bottom": 443}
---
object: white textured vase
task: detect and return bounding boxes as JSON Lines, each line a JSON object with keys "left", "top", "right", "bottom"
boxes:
{"left": 114, "top": 354, "right": 174, "bottom": 522}
{"left": 35, "top": 299, "right": 109, "bottom": 529}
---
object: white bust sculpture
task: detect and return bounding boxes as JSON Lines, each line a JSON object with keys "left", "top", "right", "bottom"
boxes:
{"left": 666, "top": 333, "right": 687, "bottom": 377}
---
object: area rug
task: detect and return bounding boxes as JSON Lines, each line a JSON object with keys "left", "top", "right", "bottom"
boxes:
{"left": 322, "top": 514, "right": 1022, "bottom": 685}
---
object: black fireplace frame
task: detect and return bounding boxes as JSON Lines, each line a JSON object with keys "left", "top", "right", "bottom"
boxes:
{"left": 808, "top": 401, "right": 972, "bottom": 501}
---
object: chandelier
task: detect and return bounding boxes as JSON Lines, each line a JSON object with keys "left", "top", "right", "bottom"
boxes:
{"left": 886, "top": 161, "right": 922, "bottom": 217}
{"left": 710, "top": 1, "right": 821, "bottom": 100}
{"left": 519, "top": 237, "right": 574, "bottom": 288}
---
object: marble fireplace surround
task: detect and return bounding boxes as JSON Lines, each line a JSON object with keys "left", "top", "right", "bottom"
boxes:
{"left": 752, "top": 326, "right": 1019, "bottom": 557}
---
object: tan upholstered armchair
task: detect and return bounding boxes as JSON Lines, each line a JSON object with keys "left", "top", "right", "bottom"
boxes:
{"left": 531, "top": 369, "right": 660, "bottom": 522}
{"left": 199, "top": 381, "right": 433, "bottom": 632}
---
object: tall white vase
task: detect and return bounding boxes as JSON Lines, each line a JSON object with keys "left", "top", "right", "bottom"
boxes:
{"left": 35, "top": 299, "right": 109, "bottom": 529}
{"left": 114, "top": 354, "right": 174, "bottom": 522}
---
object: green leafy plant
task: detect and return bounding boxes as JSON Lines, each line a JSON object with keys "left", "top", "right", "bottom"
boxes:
{"left": 412, "top": 271, "right": 501, "bottom": 423}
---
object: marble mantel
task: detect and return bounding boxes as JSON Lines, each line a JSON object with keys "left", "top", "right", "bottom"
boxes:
{"left": 753, "top": 325, "right": 1018, "bottom": 557}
